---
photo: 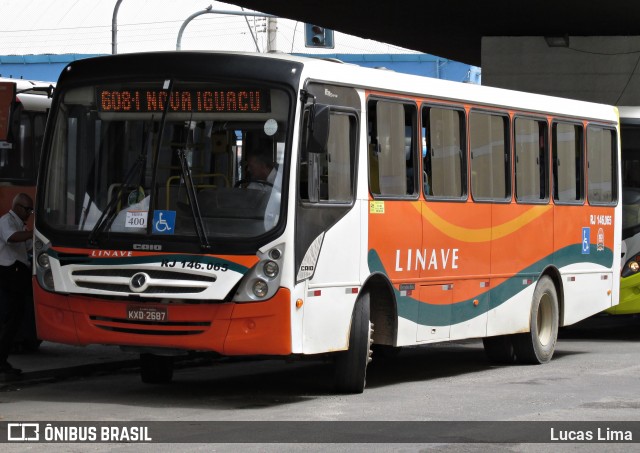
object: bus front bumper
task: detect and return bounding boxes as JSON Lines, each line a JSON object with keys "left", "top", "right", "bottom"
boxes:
{"left": 33, "top": 282, "right": 292, "bottom": 356}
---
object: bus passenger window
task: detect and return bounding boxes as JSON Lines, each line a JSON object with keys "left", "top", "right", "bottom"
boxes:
{"left": 422, "top": 106, "right": 465, "bottom": 199}
{"left": 470, "top": 111, "right": 510, "bottom": 201}
{"left": 515, "top": 117, "right": 548, "bottom": 203}
{"left": 587, "top": 125, "right": 616, "bottom": 205}
{"left": 553, "top": 123, "right": 584, "bottom": 203}
{"left": 367, "top": 99, "right": 417, "bottom": 197}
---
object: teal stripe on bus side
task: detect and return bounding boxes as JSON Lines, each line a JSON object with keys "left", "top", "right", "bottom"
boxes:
{"left": 368, "top": 245, "right": 613, "bottom": 326}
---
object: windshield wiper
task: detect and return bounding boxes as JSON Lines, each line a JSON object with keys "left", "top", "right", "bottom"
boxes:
{"left": 176, "top": 127, "right": 210, "bottom": 250}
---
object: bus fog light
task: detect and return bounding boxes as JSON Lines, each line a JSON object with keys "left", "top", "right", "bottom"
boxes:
{"left": 37, "top": 252, "right": 51, "bottom": 269}
{"left": 269, "top": 248, "right": 281, "bottom": 260}
{"left": 35, "top": 239, "right": 44, "bottom": 251}
{"left": 263, "top": 260, "right": 279, "bottom": 278}
{"left": 252, "top": 279, "right": 269, "bottom": 298}
{"left": 629, "top": 261, "right": 639, "bottom": 273}
{"left": 43, "top": 269, "right": 54, "bottom": 288}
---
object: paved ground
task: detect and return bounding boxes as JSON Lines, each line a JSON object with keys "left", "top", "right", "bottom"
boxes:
{"left": 1, "top": 342, "right": 140, "bottom": 386}
{"left": 1, "top": 314, "right": 639, "bottom": 450}
{"left": 1, "top": 312, "right": 637, "bottom": 387}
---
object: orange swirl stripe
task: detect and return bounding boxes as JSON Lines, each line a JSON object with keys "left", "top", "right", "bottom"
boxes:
{"left": 412, "top": 202, "right": 552, "bottom": 243}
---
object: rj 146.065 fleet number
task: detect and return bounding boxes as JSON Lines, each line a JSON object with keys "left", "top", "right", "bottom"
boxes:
{"left": 160, "top": 259, "right": 228, "bottom": 271}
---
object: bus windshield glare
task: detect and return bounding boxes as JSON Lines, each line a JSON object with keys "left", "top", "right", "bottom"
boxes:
{"left": 42, "top": 80, "right": 289, "bottom": 240}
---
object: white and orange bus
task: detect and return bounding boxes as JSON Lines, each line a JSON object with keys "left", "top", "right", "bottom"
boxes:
{"left": 0, "top": 77, "right": 52, "bottom": 350}
{"left": 33, "top": 52, "right": 620, "bottom": 392}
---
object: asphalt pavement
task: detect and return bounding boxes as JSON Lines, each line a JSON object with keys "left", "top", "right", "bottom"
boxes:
{"left": 0, "top": 342, "right": 140, "bottom": 387}
{"left": 1, "top": 313, "right": 637, "bottom": 388}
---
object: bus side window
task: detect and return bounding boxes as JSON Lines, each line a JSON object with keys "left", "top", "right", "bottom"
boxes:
{"left": 470, "top": 111, "right": 510, "bottom": 201}
{"left": 298, "top": 110, "right": 310, "bottom": 200}
{"left": 553, "top": 122, "right": 584, "bottom": 203}
{"left": 368, "top": 99, "right": 417, "bottom": 198}
{"left": 422, "top": 106, "right": 465, "bottom": 199}
{"left": 515, "top": 117, "right": 548, "bottom": 203}
{"left": 299, "top": 108, "right": 357, "bottom": 203}
{"left": 587, "top": 125, "right": 617, "bottom": 205}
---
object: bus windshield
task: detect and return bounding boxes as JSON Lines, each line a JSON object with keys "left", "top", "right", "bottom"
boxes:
{"left": 621, "top": 121, "right": 640, "bottom": 238}
{"left": 42, "top": 80, "right": 290, "bottom": 240}
{"left": 0, "top": 82, "right": 48, "bottom": 185}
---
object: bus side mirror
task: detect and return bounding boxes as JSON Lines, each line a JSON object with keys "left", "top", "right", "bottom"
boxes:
{"left": 307, "top": 104, "right": 330, "bottom": 154}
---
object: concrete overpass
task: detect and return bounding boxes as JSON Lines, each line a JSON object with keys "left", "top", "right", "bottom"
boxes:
{"left": 230, "top": 1, "right": 640, "bottom": 105}
{"left": 229, "top": 1, "right": 640, "bottom": 66}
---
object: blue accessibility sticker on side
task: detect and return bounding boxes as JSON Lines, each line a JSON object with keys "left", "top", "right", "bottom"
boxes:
{"left": 581, "top": 227, "right": 590, "bottom": 254}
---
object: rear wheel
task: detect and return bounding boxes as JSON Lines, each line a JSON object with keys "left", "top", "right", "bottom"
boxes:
{"left": 140, "top": 353, "right": 174, "bottom": 384}
{"left": 513, "top": 276, "right": 559, "bottom": 364}
{"left": 371, "top": 344, "right": 401, "bottom": 360}
{"left": 334, "top": 293, "right": 373, "bottom": 394}
{"left": 482, "top": 335, "right": 516, "bottom": 364}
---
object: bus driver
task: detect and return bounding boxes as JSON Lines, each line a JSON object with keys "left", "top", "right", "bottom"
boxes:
{"left": 246, "top": 152, "right": 277, "bottom": 189}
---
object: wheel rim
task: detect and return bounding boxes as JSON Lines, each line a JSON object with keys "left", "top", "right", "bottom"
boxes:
{"left": 537, "top": 292, "right": 553, "bottom": 346}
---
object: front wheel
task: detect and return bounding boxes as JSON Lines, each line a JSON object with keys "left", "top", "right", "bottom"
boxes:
{"left": 334, "top": 293, "right": 373, "bottom": 394}
{"left": 513, "top": 276, "right": 559, "bottom": 364}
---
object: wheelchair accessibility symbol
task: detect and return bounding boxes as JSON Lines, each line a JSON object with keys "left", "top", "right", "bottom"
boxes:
{"left": 581, "top": 227, "right": 590, "bottom": 254}
{"left": 153, "top": 210, "right": 176, "bottom": 235}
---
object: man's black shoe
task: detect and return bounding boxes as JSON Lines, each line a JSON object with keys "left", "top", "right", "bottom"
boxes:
{"left": 0, "top": 362, "right": 22, "bottom": 375}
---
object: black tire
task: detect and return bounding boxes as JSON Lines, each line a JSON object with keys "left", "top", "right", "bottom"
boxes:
{"left": 371, "top": 344, "right": 401, "bottom": 360}
{"left": 334, "top": 293, "right": 372, "bottom": 394}
{"left": 482, "top": 335, "right": 516, "bottom": 364}
{"left": 21, "top": 338, "right": 43, "bottom": 353}
{"left": 140, "top": 353, "right": 174, "bottom": 384}
{"left": 513, "top": 275, "right": 559, "bottom": 364}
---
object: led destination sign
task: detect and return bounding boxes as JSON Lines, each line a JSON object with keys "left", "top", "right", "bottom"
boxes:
{"left": 97, "top": 88, "right": 270, "bottom": 113}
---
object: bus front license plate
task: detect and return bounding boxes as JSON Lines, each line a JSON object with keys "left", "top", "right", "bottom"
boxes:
{"left": 127, "top": 306, "right": 168, "bottom": 322}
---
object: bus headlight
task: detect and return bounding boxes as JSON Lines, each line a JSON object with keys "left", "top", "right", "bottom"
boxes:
{"left": 34, "top": 233, "right": 55, "bottom": 291}
{"left": 37, "top": 252, "right": 51, "bottom": 269}
{"left": 269, "top": 248, "right": 281, "bottom": 260}
{"left": 622, "top": 259, "right": 640, "bottom": 277}
{"left": 233, "top": 244, "right": 284, "bottom": 302}
{"left": 263, "top": 260, "right": 279, "bottom": 278}
{"left": 43, "top": 269, "right": 55, "bottom": 288}
{"left": 252, "top": 279, "right": 269, "bottom": 298}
